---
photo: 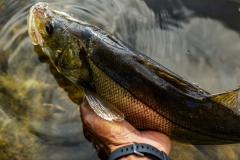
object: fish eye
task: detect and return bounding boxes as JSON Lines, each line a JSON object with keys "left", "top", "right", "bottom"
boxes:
{"left": 45, "top": 20, "right": 54, "bottom": 36}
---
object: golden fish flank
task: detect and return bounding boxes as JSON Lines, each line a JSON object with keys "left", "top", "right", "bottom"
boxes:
{"left": 28, "top": 2, "right": 240, "bottom": 144}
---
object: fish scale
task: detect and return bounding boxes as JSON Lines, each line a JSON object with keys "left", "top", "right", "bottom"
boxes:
{"left": 88, "top": 59, "right": 227, "bottom": 144}
{"left": 27, "top": 2, "right": 240, "bottom": 144}
{"left": 89, "top": 59, "right": 171, "bottom": 134}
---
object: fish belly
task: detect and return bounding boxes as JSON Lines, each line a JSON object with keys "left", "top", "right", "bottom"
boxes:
{"left": 88, "top": 60, "right": 224, "bottom": 144}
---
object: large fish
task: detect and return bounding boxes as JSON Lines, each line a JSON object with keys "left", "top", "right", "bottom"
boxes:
{"left": 28, "top": 2, "right": 240, "bottom": 144}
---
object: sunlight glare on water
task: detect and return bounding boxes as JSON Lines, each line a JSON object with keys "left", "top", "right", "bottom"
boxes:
{"left": 0, "top": 0, "right": 240, "bottom": 159}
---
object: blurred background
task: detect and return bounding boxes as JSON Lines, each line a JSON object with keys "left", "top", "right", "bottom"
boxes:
{"left": 0, "top": 0, "right": 240, "bottom": 159}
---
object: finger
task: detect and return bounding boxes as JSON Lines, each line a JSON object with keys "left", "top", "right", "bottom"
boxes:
{"left": 80, "top": 100, "right": 172, "bottom": 155}
{"left": 80, "top": 99, "right": 96, "bottom": 118}
{"left": 80, "top": 99, "right": 134, "bottom": 134}
{"left": 83, "top": 122, "right": 111, "bottom": 154}
{"left": 82, "top": 125, "right": 92, "bottom": 142}
{"left": 80, "top": 99, "right": 112, "bottom": 130}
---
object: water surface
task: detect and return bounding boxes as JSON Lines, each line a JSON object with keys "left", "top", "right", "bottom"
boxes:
{"left": 1, "top": 0, "right": 240, "bottom": 159}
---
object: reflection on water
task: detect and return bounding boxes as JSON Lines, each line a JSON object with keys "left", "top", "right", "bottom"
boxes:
{"left": 0, "top": 0, "right": 240, "bottom": 159}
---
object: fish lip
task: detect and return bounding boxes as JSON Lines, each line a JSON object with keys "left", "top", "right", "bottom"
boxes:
{"left": 28, "top": 5, "right": 40, "bottom": 45}
{"left": 27, "top": 2, "right": 89, "bottom": 46}
{"left": 27, "top": 2, "right": 53, "bottom": 46}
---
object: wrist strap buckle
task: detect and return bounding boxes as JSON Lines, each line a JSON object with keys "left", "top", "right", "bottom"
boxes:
{"left": 133, "top": 142, "right": 144, "bottom": 157}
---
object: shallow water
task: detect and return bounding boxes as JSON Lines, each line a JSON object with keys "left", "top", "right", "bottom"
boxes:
{"left": 0, "top": 0, "right": 240, "bottom": 159}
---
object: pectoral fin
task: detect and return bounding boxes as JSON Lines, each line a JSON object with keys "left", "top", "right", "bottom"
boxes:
{"left": 82, "top": 87, "right": 124, "bottom": 121}
{"left": 210, "top": 87, "right": 240, "bottom": 110}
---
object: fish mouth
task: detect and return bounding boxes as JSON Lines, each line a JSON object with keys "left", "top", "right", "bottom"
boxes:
{"left": 27, "top": 2, "right": 53, "bottom": 46}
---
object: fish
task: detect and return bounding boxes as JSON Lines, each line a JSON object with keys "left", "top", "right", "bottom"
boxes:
{"left": 27, "top": 2, "right": 240, "bottom": 144}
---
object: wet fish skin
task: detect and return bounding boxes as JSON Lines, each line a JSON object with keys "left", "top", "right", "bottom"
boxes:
{"left": 83, "top": 27, "right": 240, "bottom": 144}
{"left": 28, "top": 2, "right": 240, "bottom": 144}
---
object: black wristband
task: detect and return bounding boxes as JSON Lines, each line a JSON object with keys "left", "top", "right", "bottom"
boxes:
{"left": 108, "top": 142, "right": 170, "bottom": 160}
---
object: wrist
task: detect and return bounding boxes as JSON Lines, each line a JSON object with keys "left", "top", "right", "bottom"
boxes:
{"left": 109, "top": 136, "right": 171, "bottom": 156}
{"left": 119, "top": 155, "right": 151, "bottom": 160}
{"left": 108, "top": 142, "right": 170, "bottom": 160}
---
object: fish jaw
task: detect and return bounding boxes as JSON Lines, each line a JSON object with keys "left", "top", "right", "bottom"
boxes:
{"left": 27, "top": 2, "right": 53, "bottom": 46}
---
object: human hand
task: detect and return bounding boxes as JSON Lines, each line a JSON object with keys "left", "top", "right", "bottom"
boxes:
{"left": 80, "top": 99, "right": 171, "bottom": 160}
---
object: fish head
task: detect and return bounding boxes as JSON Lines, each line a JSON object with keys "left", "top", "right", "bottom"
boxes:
{"left": 28, "top": 2, "right": 91, "bottom": 84}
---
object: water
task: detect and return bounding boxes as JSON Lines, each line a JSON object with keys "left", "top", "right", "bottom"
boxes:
{"left": 0, "top": 0, "right": 240, "bottom": 159}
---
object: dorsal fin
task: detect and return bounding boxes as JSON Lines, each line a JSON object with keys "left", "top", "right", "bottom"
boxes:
{"left": 135, "top": 56, "right": 208, "bottom": 95}
{"left": 210, "top": 87, "right": 240, "bottom": 110}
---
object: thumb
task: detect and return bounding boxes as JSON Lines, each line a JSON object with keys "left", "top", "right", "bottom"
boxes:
{"left": 80, "top": 99, "right": 137, "bottom": 136}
